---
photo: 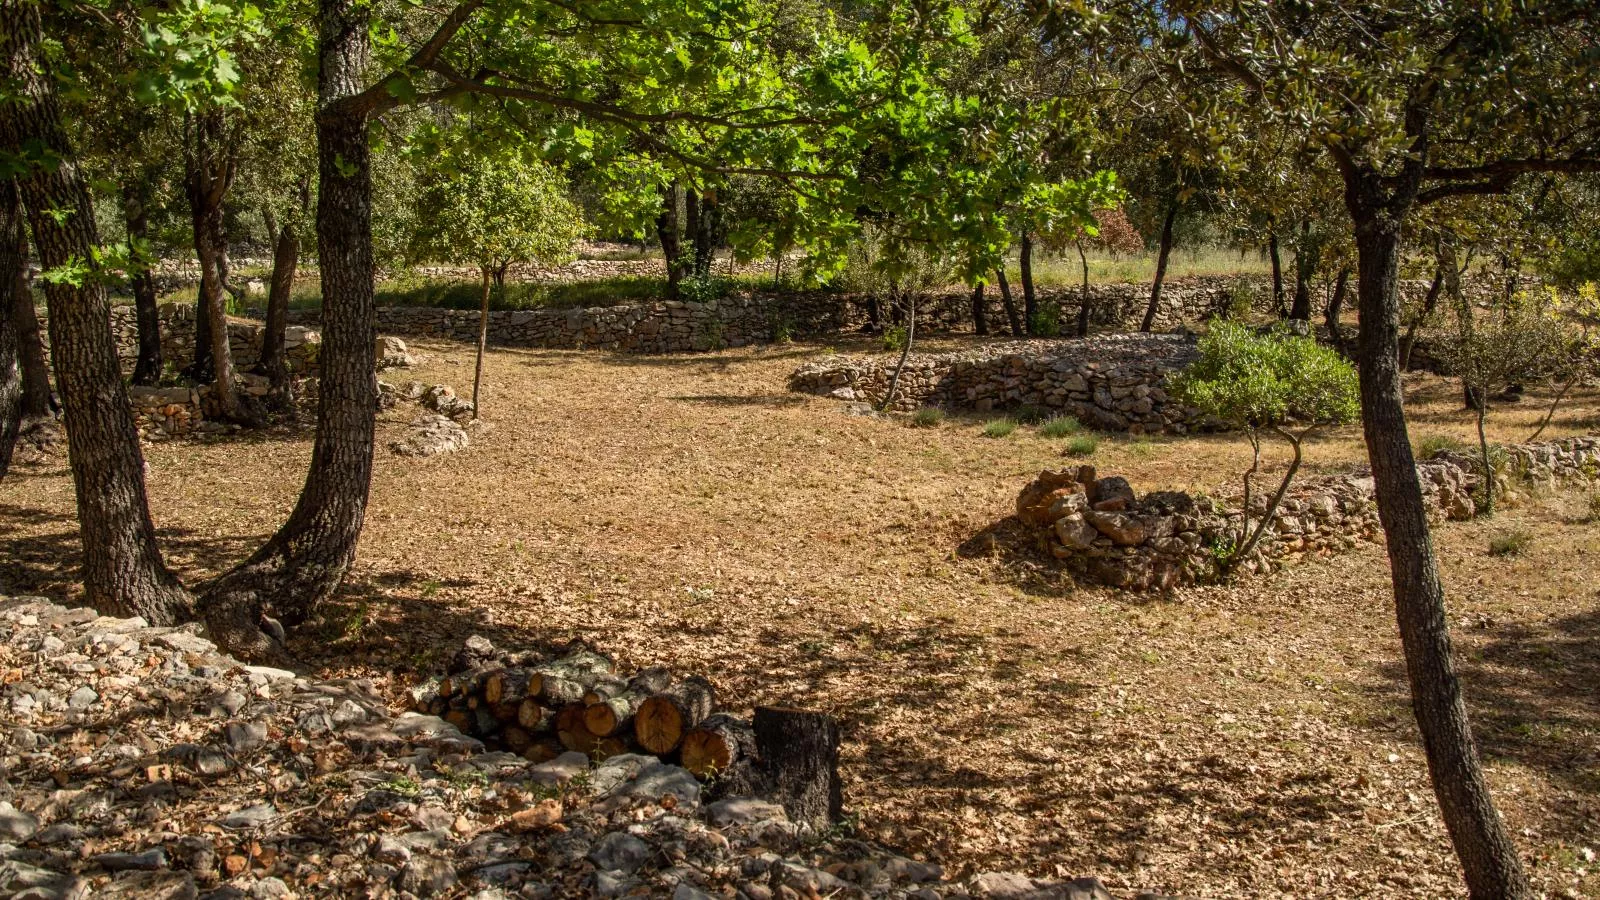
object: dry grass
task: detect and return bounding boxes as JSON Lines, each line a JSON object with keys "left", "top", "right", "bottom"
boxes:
{"left": 3, "top": 335, "right": 1599, "bottom": 898}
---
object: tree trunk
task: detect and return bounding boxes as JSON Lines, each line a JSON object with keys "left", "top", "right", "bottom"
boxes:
{"left": 197, "top": 0, "right": 380, "bottom": 660}
{"left": 123, "top": 182, "right": 163, "bottom": 386}
{"left": 186, "top": 279, "right": 214, "bottom": 381}
{"left": 258, "top": 218, "right": 297, "bottom": 409}
{"left": 683, "top": 187, "right": 700, "bottom": 276}
{"left": 1399, "top": 259, "right": 1446, "bottom": 371}
{"left": 1347, "top": 178, "right": 1531, "bottom": 900}
{"left": 692, "top": 188, "right": 716, "bottom": 278}
{"left": 6, "top": 193, "right": 50, "bottom": 418}
{"left": 472, "top": 266, "right": 490, "bottom": 418}
{"left": 1290, "top": 221, "right": 1315, "bottom": 322}
{"left": 879, "top": 291, "right": 916, "bottom": 412}
{"left": 1019, "top": 231, "right": 1036, "bottom": 334}
{"left": 1139, "top": 202, "right": 1178, "bottom": 332}
{"left": 1325, "top": 266, "right": 1350, "bottom": 351}
{"left": 0, "top": 180, "right": 19, "bottom": 479}
{"left": 752, "top": 707, "right": 842, "bottom": 829}
{"left": 1268, "top": 230, "right": 1284, "bottom": 315}
{"left": 185, "top": 109, "right": 244, "bottom": 422}
{"left": 0, "top": 2, "right": 190, "bottom": 622}
{"left": 1075, "top": 237, "right": 1091, "bottom": 337}
{"left": 971, "top": 282, "right": 987, "bottom": 335}
{"left": 995, "top": 267, "right": 1023, "bottom": 335}
{"left": 656, "top": 183, "right": 682, "bottom": 298}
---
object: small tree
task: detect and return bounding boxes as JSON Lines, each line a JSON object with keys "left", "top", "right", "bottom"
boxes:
{"left": 1172, "top": 320, "right": 1359, "bottom": 570}
{"left": 410, "top": 146, "right": 585, "bottom": 417}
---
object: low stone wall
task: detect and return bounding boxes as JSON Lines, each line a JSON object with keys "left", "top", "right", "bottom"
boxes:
{"left": 100, "top": 304, "right": 322, "bottom": 376}
{"left": 1015, "top": 435, "right": 1600, "bottom": 590}
{"left": 789, "top": 333, "right": 1214, "bottom": 434}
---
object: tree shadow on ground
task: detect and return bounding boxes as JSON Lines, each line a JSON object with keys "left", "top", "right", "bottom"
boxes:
{"left": 1365, "top": 605, "right": 1600, "bottom": 830}
{"left": 667, "top": 394, "right": 808, "bottom": 408}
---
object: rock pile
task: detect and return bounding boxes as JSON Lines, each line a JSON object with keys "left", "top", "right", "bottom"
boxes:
{"left": 790, "top": 334, "right": 1212, "bottom": 433}
{"left": 1014, "top": 458, "right": 1481, "bottom": 590}
{"left": 127, "top": 386, "right": 206, "bottom": 440}
{"left": 0, "top": 597, "right": 1170, "bottom": 900}
{"left": 383, "top": 382, "right": 476, "bottom": 457}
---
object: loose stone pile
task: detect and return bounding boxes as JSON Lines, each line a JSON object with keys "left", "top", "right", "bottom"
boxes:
{"left": 1014, "top": 436, "right": 1600, "bottom": 590}
{"left": 382, "top": 381, "right": 477, "bottom": 457}
{"left": 0, "top": 597, "right": 1171, "bottom": 900}
{"left": 790, "top": 334, "right": 1212, "bottom": 433}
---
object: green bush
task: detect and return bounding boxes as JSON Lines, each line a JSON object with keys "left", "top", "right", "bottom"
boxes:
{"left": 1039, "top": 414, "right": 1083, "bottom": 438}
{"left": 910, "top": 407, "right": 944, "bottom": 428}
{"left": 1064, "top": 434, "right": 1098, "bottom": 457}
{"left": 981, "top": 418, "right": 1018, "bottom": 438}
{"left": 1488, "top": 530, "right": 1533, "bottom": 557}
{"left": 882, "top": 325, "right": 909, "bottom": 352}
{"left": 1029, "top": 302, "right": 1063, "bottom": 338}
{"left": 678, "top": 275, "right": 732, "bottom": 305}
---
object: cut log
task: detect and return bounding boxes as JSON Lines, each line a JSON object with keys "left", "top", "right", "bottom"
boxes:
{"left": 517, "top": 698, "right": 553, "bottom": 733}
{"left": 500, "top": 725, "right": 534, "bottom": 753}
{"left": 443, "top": 709, "right": 473, "bottom": 733}
{"left": 580, "top": 673, "right": 628, "bottom": 705}
{"left": 681, "top": 713, "right": 756, "bottom": 778}
{"left": 485, "top": 667, "right": 534, "bottom": 705}
{"left": 583, "top": 667, "right": 673, "bottom": 736}
{"left": 534, "top": 675, "right": 586, "bottom": 706}
{"left": 555, "top": 704, "right": 602, "bottom": 754}
{"left": 440, "top": 665, "right": 496, "bottom": 699}
{"left": 489, "top": 701, "right": 521, "bottom": 723}
{"left": 521, "top": 738, "right": 563, "bottom": 764}
{"left": 593, "top": 735, "right": 634, "bottom": 760}
{"left": 753, "top": 707, "right": 841, "bottom": 828}
{"left": 450, "top": 635, "right": 500, "bottom": 674}
{"left": 634, "top": 676, "right": 716, "bottom": 755}
{"left": 473, "top": 706, "right": 502, "bottom": 737}
{"left": 527, "top": 649, "right": 613, "bottom": 695}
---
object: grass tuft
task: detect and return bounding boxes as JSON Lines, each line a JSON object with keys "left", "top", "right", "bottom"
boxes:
{"left": 981, "top": 418, "right": 1018, "bottom": 439}
{"left": 910, "top": 407, "right": 945, "bottom": 428}
{"left": 1038, "top": 414, "right": 1083, "bottom": 438}
{"left": 1064, "top": 434, "right": 1099, "bottom": 457}
{"left": 1488, "top": 530, "right": 1533, "bottom": 557}
{"left": 1415, "top": 433, "right": 1471, "bottom": 459}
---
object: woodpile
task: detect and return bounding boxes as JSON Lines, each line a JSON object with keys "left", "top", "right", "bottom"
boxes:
{"left": 411, "top": 638, "right": 760, "bottom": 781}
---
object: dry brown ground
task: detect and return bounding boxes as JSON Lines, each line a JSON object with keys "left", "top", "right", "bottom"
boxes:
{"left": 4, "top": 334, "right": 1599, "bottom": 899}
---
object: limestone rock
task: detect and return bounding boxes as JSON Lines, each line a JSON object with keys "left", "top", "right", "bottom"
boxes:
{"left": 390, "top": 414, "right": 470, "bottom": 457}
{"left": 1084, "top": 510, "right": 1147, "bottom": 546}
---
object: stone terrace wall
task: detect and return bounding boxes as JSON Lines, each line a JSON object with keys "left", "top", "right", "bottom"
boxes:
{"left": 99, "top": 304, "right": 321, "bottom": 376}
{"left": 1015, "top": 435, "right": 1600, "bottom": 590}
{"left": 789, "top": 333, "right": 1214, "bottom": 434}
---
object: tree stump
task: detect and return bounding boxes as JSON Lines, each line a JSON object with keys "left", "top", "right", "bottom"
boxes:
{"left": 753, "top": 706, "right": 841, "bottom": 828}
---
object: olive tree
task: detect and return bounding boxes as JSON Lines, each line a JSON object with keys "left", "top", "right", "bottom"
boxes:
{"left": 409, "top": 145, "right": 585, "bottom": 416}
{"left": 1172, "top": 320, "right": 1359, "bottom": 570}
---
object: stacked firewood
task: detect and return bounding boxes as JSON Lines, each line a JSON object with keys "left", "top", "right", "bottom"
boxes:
{"left": 411, "top": 637, "right": 755, "bottom": 779}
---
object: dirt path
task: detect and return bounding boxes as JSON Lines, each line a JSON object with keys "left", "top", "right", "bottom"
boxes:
{"left": 3, "top": 337, "right": 1597, "bottom": 898}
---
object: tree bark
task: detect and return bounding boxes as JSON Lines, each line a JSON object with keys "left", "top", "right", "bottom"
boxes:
{"left": 1019, "top": 231, "right": 1036, "bottom": 334}
{"left": 472, "top": 266, "right": 490, "bottom": 418}
{"left": 1399, "top": 258, "right": 1446, "bottom": 371}
{"left": 1139, "top": 201, "right": 1178, "bottom": 332}
{"left": 657, "top": 182, "right": 683, "bottom": 297}
{"left": 995, "top": 267, "right": 1023, "bottom": 335}
{"left": 971, "top": 282, "right": 987, "bottom": 335}
{"left": 123, "top": 182, "right": 163, "bottom": 386}
{"left": 185, "top": 109, "right": 244, "bottom": 422}
{"left": 1075, "top": 237, "right": 1091, "bottom": 337}
{"left": 1290, "top": 220, "right": 1316, "bottom": 322}
{"left": 258, "top": 217, "right": 298, "bottom": 409}
{"left": 692, "top": 187, "right": 716, "bottom": 278}
{"left": 1268, "top": 230, "right": 1284, "bottom": 315}
{"left": 753, "top": 707, "right": 842, "bottom": 829}
{"left": 0, "top": 1, "right": 190, "bottom": 622}
{"left": 197, "top": 0, "right": 380, "bottom": 660}
{"left": 5, "top": 184, "right": 50, "bottom": 418}
{"left": 0, "top": 180, "right": 19, "bottom": 479}
{"left": 1346, "top": 172, "right": 1531, "bottom": 900}
{"left": 1325, "top": 266, "right": 1350, "bottom": 351}
{"left": 879, "top": 291, "right": 916, "bottom": 412}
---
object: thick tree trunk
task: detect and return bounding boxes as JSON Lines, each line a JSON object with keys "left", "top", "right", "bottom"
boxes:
{"left": 1268, "top": 230, "right": 1284, "bottom": 315}
{"left": 258, "top": 220, "right": 297, "bottom": 409}
{"left": 971, "top": 282, "right": 987, "bottom": 335}
{"left": 0, "top": 2, "right": 190, "bottom": 622}
{"left": 1139, "top": 202, "right": 1178, "bottom": 332}
{"left": 995, "top": 267, "right": 1023, "bottom": 335}
{"left": 186, "top": 280, "right": 214, "bottom": 381}
{"left": 6, "top": 189, "right": 50, "bottom": 418}
{"left": 656, "top": 183, "right": 682, "bottom": 298}
{"left": 123, "top": 183, "right": 163, "bottom": 386}
{"left": 185, "top": 109, "right": 243, "bottom": 422}
{"left": 1019, "top": 231, "right": 1036, "bottom": 334}
{"left": 1347, "top": 178, "right": 1531, "bottom": 900}
{"left": 0, "top": 181, "right": 19, "bottom": 479}
{"left": 753, "top": 707, "right": 842, "bottom": 829}
{"left": 197, "top": 0, "right": 379, "bottom": 660}
{"left": 1290, "top": 221, "right": 1315, "bottom": 322}
{"left": 1325, "top": 266, "right": 1350, "bottom": 351}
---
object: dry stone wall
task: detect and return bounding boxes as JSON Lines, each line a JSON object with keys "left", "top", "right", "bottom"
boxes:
{"left": 1015, "top": 436, "right": 1600, "bottom": 590}
{"left": 789, "top": 333, "right": 1215, "bottom": 434}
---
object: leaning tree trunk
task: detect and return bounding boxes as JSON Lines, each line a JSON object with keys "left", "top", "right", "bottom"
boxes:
{"left": 1399, "top": 259, "right": 1445, "bottom": 372}
{"left": 5, "top": 180, "right": 51, "bottom": 419}
{"left": 1268, "top": 230, "right": 1285, "bottom": 315}
{"left": 1139, "top": 202, "right": 1178, "bottom": 332}
{"left": 995, "top": 267, "right": 1023, "bottom": 336}
{"left": 1325, "top": 266, "right": 1350, "bottom": 352}
{"left": 258, "top": 217, "right": 298, "bottom": 410}
{"left": 878, "top": 290, "right": 916, "bottom": 412}
{"left": 198, "top": 0, "right": 379, "bottom": 660}
{"left": 0, "top": 2, "right": 191, "bottom": 622}
{"left": 970, "top": 282, "right": 987, "bottom": 335}
{"left": 471, "top": 266, "right": 491, "bottom": 417}
{"left": 123, "top": 182, "right": 163, "bottom": 386}
{"left": 1347, "top": 177, "right": 1531, "bottom": 900}
{"left": 0, "top": 180, "right": 19, "bottom": 479}
{"left": 185, "top": 109, "right": 243, "bottom": 422}
{"left": 1019, "top": 231, "right": 1036, "bottom": 334}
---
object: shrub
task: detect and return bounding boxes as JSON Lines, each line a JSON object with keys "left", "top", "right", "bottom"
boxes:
{"left": 1038, "top": 414, "right": 1083, "bottom": 438}
{"left": 1171, "top": 320, "right": 1359, "bottom": 572}
{"left": 1064, "top": 434, "right": 1098, "bottom": 457}
{"left": 982, "top": 418, "right": 1018, "bottom": 438}
{"left": 881, "top": 325, "right": 909, "bottom": 352}
{"left": 910, "top": 407, "right": 944, "bottom": 428}
{"left": 1415, "top": 434, "right": 1471, "bottom": 459}
{"left": 678, "top": 275, "right": 731, "bottom": 305}
{"left": 1030, "top": 302, "right": 1063, "bottom": 337}
{"left": 1488, "top": 530, "right": 1533, "bottom": 557}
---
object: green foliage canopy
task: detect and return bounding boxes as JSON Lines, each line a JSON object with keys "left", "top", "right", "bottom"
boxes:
{"left": 1172, "top": 321, "right": 1359, "bottom": 432}
{"left": 408, "top": 143, "right": 586, "bottom": 273}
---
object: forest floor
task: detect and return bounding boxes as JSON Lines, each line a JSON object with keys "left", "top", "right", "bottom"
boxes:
{"left": 3, "top": 333, "right": 1599, "bottom": 899}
